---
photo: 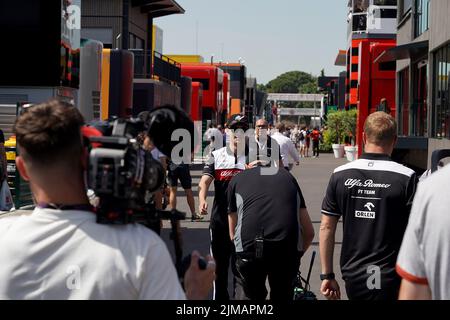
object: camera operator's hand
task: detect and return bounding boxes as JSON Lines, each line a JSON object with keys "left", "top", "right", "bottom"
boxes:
{"left": 184, "top": 251, "right": 216, "bottom": 300}
{"left": 199, "top": 200, "right": 208, "bottom": 216}
{"left": 320, "top": 279, "right": 341, "bottom": 300}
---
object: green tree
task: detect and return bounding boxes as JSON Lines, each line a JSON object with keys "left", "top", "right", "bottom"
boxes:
{"left": 299, "top": 81, "right": 318, "bottom": 94}
{"left": 259, "top": 70, "right": 321, "bottom": 108}
{"left": 265, "top": 71, "right": 317, "bottom": 94}
{"left": 323, "top": 109, "right": 357, "bottom": 146}
{"left": 257, "top": 83, "right": 267, "bottom": 92}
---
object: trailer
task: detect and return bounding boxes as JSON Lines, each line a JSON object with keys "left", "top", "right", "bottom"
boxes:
{"left": 345, "top": 0, "right": 398, "bottom": 157}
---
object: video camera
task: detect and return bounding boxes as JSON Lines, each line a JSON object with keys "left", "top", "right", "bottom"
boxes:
{"left": 83, "top": 105, "right": 194, "bottom": 227}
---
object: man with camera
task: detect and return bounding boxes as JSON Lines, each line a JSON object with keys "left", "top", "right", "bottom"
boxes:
{"left": 0, "top": 99, "right": 215, "bottom": 300}
{"left": 227, "top": 162, "right": 314, "bottom": 300}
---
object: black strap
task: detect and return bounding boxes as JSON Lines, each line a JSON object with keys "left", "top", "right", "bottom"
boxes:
{"left": 37, "top": 203, "right": 95, "bottom": 213}
{"left": 255, "top": 137, "right": 272, "bottom": 162}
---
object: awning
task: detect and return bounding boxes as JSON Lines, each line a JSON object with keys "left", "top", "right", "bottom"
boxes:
{"left": 374, "top": 40, "right": 429, "bottom": 63}
{"left": 335, "top": 50, "right": 346, "bottom": 66}
{"left": 131, "top": 0, "right": 185, "bottom": 18}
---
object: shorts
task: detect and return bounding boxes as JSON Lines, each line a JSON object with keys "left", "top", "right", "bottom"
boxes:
{"left": 167, "top": 163, "right": 192, "bottom": 189}
{"left": 299, "top": 140, "right": 305, "bottom": 147}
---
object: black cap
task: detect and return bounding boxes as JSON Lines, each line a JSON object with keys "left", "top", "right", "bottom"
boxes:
{"left": 226, "top": 114, "right": 249, "bottom": 130}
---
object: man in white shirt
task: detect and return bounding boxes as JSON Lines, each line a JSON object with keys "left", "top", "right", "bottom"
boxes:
{"left": 271, "top": 123, "right": 300, "bottom": 171}
{"left": 251, "top": 119, "right": 282, "bottom": 169}
{"left": 0, "top": 99, "right": 215, "bottom": 300}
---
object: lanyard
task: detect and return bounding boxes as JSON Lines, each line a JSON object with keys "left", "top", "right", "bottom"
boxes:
{"left": 37, "top": 202, "right": 95, "bottom": 213}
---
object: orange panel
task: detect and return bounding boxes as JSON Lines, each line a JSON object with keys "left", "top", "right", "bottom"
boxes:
{"left": 230, "top": 99, "right": 241, "bottom": 115}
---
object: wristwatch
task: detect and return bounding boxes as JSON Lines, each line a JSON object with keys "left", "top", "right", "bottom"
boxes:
{"left": 320, "top": 273, "right": 335, "bottom": 281}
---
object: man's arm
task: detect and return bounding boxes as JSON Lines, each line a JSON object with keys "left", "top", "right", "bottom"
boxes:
{"left": 299, "top": 208, "right": 314, "bottom": 252}
{"left": 319, "top": 214, "right": 341, "bottom": 300}
{"left": 228, "top": 212, "right": 238, "bottom": 241}
{"left": 198, "top": 175, "right": 213, "bottom": 215}
{"left": 398, "top": 279, "right": 432, "bottom": 300}
{"left": 271, "top": 140, "right": 283, "bottom": 168}
{"left": 288, "top": 140, "right": 300, "bottom": 164}
{"left": 320, "top": 214, "right": 339, "bottom": 274}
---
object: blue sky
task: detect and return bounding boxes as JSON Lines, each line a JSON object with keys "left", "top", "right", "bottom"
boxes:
{"left": 155, "top": 0, "right": 348, "bottom": 84}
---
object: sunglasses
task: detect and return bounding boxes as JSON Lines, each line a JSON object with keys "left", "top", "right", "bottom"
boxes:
{"left": 256, "top": 125, "right": 268, "bottom": 129}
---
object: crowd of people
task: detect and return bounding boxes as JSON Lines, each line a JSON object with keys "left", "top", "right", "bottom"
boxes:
{"left": 0, "top": 99, "right": 449, "bottom": 301}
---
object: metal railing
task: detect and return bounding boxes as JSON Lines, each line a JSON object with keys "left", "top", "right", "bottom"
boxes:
{"left": 153, "top": 51, "right": 181, "bottom": 84}
{"left": 130, "top": 49, "right": 181, "bottom": 84}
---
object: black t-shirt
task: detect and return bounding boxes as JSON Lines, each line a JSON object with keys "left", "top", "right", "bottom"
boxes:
{"left": 321, "top": 153, "right": 417, "bottom": 286}
{"left": 228, "top": 166, "right": 306, "bottom": 254}
{"left": 203, "top": 146, "right": 247, "bottom": 230}
{"left": 0, "top": 130, "right": 5, "bottom": 144}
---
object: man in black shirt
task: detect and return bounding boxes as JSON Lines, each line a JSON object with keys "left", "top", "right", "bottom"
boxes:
{"left": 228, "top": 164, "right": 314, "bottom": 300}
{"left": 319, "top": 112, "right": 417, "bottom": 300}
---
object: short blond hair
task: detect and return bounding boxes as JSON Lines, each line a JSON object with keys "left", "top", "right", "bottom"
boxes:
{"left": 364, "top": 112, "right": 397, "bottom": 146}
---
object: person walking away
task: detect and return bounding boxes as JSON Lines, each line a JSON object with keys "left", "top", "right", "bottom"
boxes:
{"left": 290, "top": 125, "right": 300, "bottom": 151}
{"left": 228, "top": 164, "right": 314, "bottom": 300}
{"left": 376, "top": 98, "right": 391, "bottom": 114}
{"left": 319, "top": 112, "right": 417, "bottom": 300}
{"left": 271, "top": 123, "right": 300, "bottom": 171}
{"left": 299, "top": 126, "right": 307, "bottom": 158}
{"left": 198, "top": 114, "right": 250, "bottom": 300}
{"left": 311, "top": 127, "right": 321, "bottom": 158}
{"left": 304, "top": 127, "right": 311, "bottom": 157}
